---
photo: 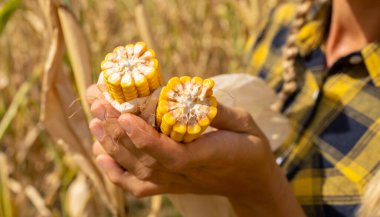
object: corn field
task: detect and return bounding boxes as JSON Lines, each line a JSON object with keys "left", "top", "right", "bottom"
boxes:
{"left": 0, "top": 0, "right": 281, "bottom": 216}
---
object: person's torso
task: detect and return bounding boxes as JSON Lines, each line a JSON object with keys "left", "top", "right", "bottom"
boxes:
{"left": 245, "top": 2, "right": 380, "bottom": 216}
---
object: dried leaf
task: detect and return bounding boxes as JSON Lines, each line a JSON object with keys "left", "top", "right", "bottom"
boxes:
{"left": 39, "top": 2, "right": 120, "bottom": 215}
{"left": 147, "top": 196, "right": 162, "bottom": 217}
{"left": 66, "top": 174, "right": 90, "bottom": 217}
{"left": 135, "top": 2, "right": 157, "bottom": 51}
{"left": 24, "top": 185, "right": 52, "bottom": 217}
{"left": 57, "top": 6, "right": 92, "bottom": 120}
{"left": 0, "top": 69, "right": 40, "bottom": 140}
{"left": 0, "top": 152, "right": 13, "bottom": 217}
{"left": 16, "top": 125, "right": 41, "bottom": 162}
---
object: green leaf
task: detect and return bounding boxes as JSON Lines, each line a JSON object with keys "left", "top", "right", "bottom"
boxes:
{"left": 0, "top": 0, "right": 22, "bottom": 35}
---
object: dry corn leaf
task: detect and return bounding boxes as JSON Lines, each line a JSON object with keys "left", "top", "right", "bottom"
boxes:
{"left": 57, "top": 6, "right": 91, "bottom": 120}
{"left": 0, "top": 152, "right": 13, "bottom": 217}
{"left": 147, "top": 196, "right": 162, "bottom": 217}
{"left": 39, "top": 3, "right": 119, "bottom": 215}
{"left": 15, "top": 125, "right": 41, "bottom": 163}
{"left": 135, "top": 2, "right": 157, "bottom": 56}
{"left": 0, "top": 69, "right": 40, "bottom": 140}
{"left": 58, "top": 4, "right": 127, "bottom": 216}
{"left": 66, "top": 174, "right": 91, "bottom": 217}
{"left": 24, "top": 185, "right": 52, "bottom": 217}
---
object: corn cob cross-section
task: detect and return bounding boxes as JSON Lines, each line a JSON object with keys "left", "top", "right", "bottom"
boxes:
{"left": 156, "top": 76, "right": 217, "bottom": 143}
{"left": 100, "top": 42, "right": 162, "bottom": 104}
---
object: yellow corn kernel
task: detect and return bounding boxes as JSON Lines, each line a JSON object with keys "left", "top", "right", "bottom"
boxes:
{"left": 98, "top": 42, "right": 162, "bottom": 104}
{"left": 101, "top": 60, "right": 113, "bottom": 71}
{"left": 134, "top": 42, "right": 147, "bottom": 57}
{"left": 170, "top": 123, "right": 187, "bottom": 142}
{"left": 113, "top": 46, "right": 125, "bottom": 53}
{"left": 147, "top": 49, "right": 156, "bottom": 59}
{"left": 207, "top": 106, "right": 217, "bottom": 120}
{"left": 157, "top": 76, "right": 217, "bottom": 142}
{"left": 203, "top": 79, "right": 215, "bottom": 96}
{"left": 121, "top": 74, "right": 138, "bottom": 101}
{"left": 191, "top": 76, "right": 203, "bottom": 85}
{"left": 102, "top": 69, "right": 113, "bottom": 79}
{"left": 198, "top": 116, "right": 210, "bottom": 132}
{"left": 209, "top": 96, "right": 217, "bottom": 107}
{"left": 141, "top": 66, "right": 160, "bottom": 91}
{"left": 156, "top": 100, "right": 169, "bottom": 125}
{"left": 149, "top": 59, "right": 159, "bottom": 69}
{"left": 105, "top": 52, "right": 116, "bottom": 61}
{"left": 183, "top": 123, "right": 201, "bottom": 143}
{"left": 125, "top": 44, "right": 134, "bottom": 57}
{"left": 107, "top": 73, "right": 125, "bottom": 103}
{"left": 188, "top": 124, "right": 201, "bottom": 134}
{"left": 159, "top": 86, "right": 171, "bottom": 101}
{"left": 180, "top": 76, "right": 191, "bottom": 83}
{"left": 163, "top": 112, "right": 176, "bottom": 126}
{"left": 160, "top": 121, "right": 172, "bottom": 135}
{"left": 167, "top": 76, "right": 180, "bottom": 90}
{"left": 160, "top": 113, "right": 177, "bottom": 135}
{"left": 134, "top": 74, "right": 150, "bottom": 97}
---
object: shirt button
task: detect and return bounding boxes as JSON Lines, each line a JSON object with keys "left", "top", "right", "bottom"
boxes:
{"left": 349, "top": 55, "right": 363, "bottom": 64}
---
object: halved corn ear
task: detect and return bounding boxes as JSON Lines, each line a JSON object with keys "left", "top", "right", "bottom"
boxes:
{"left": 156, "top": 76, "right": 217, "bottom": 143}
{"left": 99, "top": 42, "right": 162, "bottom": 103}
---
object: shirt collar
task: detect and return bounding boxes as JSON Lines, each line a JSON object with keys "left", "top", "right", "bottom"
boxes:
{"left": 295, "top": 2, "right": 380, "bottom": 87}
{"left": 362, "top": 42, "right": 380, "bottom": 86}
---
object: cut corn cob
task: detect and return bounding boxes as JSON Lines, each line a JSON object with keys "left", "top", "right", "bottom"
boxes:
{"left": 156, "top": 76, "right": 218, "bottom": 143}
{"left": 99, "top": 42, "right": 162, "bottom": 103}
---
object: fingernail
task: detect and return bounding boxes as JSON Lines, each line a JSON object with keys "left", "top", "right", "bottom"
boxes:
{"left": 92, "top": 125, "right": 105, "bottom": 141}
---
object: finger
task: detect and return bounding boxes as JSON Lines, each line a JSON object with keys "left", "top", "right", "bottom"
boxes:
{"left": 90, "top": 99, "right": 120, "bottom": 121}
{"left": 95, "top": 138, "right": 186, "bottom": 184}
{"left": 118, "top": 113, "right": 189, "bottom": 170}
{"left": 96, "top": 154, "right": 167, "bottom": 197}
{"left": 86, "top": 84, "right": 103, "bottom": 104}
{"left": 211, "top": 103, "right": 263, "bottom": 136}
{"left": 106, "top": 133, "right": 189, "bottom": 184}
{"left": 92, "top": 141, "right": 106, "bottom": 156}
{"left": 96, "top": 154, "right": 125, "bottom": 175}
{"left": 90, "top": 118, "right": 140, "bottom": 172}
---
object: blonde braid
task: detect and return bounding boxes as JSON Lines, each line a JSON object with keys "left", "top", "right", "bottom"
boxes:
{"left": 271, "top": 0, "right": 314, "bottom": 112}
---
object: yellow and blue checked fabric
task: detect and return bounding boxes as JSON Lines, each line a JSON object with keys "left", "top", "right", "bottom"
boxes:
{"left": 246, "top": 2, "right": 380, "bottom": 217}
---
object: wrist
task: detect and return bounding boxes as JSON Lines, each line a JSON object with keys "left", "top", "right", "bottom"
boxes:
{"left": 228, "top": 165, "right": 305, "bottom": 217}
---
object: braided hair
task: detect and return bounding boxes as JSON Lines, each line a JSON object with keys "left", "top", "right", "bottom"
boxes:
{"left": 271, "top": 0, "right": 314, "bottom": 112}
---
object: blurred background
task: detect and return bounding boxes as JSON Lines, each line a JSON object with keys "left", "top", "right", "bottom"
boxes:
{"left": 0, "top": 0, "right": 282, "bottom": 216}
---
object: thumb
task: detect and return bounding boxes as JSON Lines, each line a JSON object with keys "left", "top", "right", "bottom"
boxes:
{"left": 211, "top": 103, "right": 263, "bottom": 136}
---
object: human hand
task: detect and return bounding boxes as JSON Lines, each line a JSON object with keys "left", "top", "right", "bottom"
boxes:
{"left": 87, "top": 84, "right": 304, "bottom": 217}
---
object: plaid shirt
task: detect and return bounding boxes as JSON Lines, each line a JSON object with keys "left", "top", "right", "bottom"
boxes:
{"left": 245, "top": 2, "right": 380, "bottom": 217}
